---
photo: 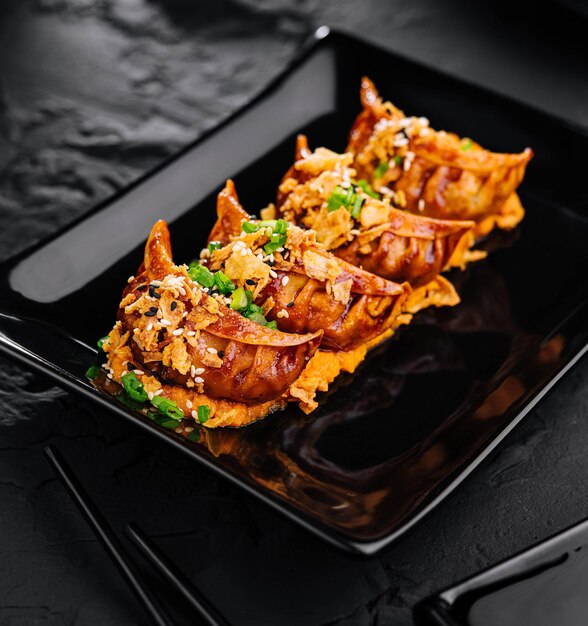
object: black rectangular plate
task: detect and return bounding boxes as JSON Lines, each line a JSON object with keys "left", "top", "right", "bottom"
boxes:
{"left": 415, "top": 516, "right": 588, "bottom": 625}
{"left": 1, "top": 28, "right": 587, "bottom": 555}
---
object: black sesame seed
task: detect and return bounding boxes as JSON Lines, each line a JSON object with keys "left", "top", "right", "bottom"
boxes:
{"left": 267, "top": 260, "right": 275, "bottom": 266}
{"left": 245, "top": 279, "right": 255, "bottom": 285}
{"left": 287, "top": 301, "right": 295, "bottom": 308}
{"left": 127, "top": 362, "right": 134, "bottom": 370}
{"left": 144, "top": 306, "right": 158, "bottom": 317}
{"left": 149, "top": 285, "right": 161, "bottom": 299}
{"left": 137, "top": 284, "right": 148, "bottom": 291}
{"left": 217, "top": 350, "right": 225, "bottom": 358}
{"left": 171, "top": 301, "right": 177, "bottom": 311}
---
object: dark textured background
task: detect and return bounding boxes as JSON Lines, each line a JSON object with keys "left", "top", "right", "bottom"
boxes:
{"left": 1, "top": 1, "right": 587, "bottom": 624}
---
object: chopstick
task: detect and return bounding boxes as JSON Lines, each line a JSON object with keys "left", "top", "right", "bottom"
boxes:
{"left": 125, "top": 522, "right": 229, "bottom": 626}
{"left": 44, "top": 445, "right": 174, "bottom": 626}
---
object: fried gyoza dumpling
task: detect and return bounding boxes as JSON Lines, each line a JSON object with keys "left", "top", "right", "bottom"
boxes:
{"left": 272, "top": 136, "right": 476, "bottom": 288}
{"left": 102, "top": 219, "right": 323, "bottom": 427}
{"left": 204, "top": 181, "right": 410, "bottom": 351}
{"left": 347, "top": 77, "right": 533, "bottom": 237}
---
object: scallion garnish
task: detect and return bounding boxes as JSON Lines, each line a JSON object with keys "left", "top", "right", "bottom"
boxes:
{"left": 85, "top": 365, "right": 101, "bottom": 380}
{"left": 121, "top": 371, "right": 148, "bottom": 403}
{"left": 327, "top": 185, "right": 364, "bottom": 219}
{"left": 245, "top": 311, "right": 267, "bottom": 325}
{"left": 355, "top": 179, "right": 380, "bottom": 199}
{"left": 242, "top": 221, "right": 258, "bottom": 234}
{"left": 213, "top": 270, "right": 235, "bottom": 294}
{"left": 188, "top": 262, "right": 215, "bottom": 288}
{"left": 461, "top": 138, "right": 473, "bottom": 151}
{"left": 263, "top": 232, "right": 287, "bottom": 254}
{"left": 266, "top": 320, "right": 278, "bottom": 330}
{"left": 97, "top": 335, "right": 109, "bottom": 350}
{"left": 151, "top": 396, "right": 184, "bottom": 420}
{"left": 188, "top": 429, "right": 200, "bottom": 442}
{"left": 208, "top": 241, "right": 222, "bottom": 253}
{"left": 230, "top": 287, "right": 249, "bottom": 311}
{"left": 197, "top": 405, "right": 210, "bottom": 424}
{"left": 393, "top": 155, "right": 403, "bottom": 165}
{"left": 374, "top": 160, "right": 389, "bottom": 178}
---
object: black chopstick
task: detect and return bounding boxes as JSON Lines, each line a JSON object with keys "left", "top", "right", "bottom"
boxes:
{"left": 43, "top": 445, "right": 174, "bottom": 626}
{"left": 125, "top": 522, "right": 230, "bottom": 626}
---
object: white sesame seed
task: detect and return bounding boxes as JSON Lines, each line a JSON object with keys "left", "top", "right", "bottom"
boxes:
{"left": 133, "top": 369, "right": 144, "bottom": 375}
{"left": 349, "top": 229, "right": 360, "bottom": 236}
{"left": 418, "top": 199, "right": 425, "bottom": 211}
{"left": 186, "top": 399, "right": 193, "bottom": 409}
{"left": 160, "top": 319, "right": 171, "bottom": 326}
{"left": 191, "top": 410, "right": 198, "bottom": 419}
{"left": 206, "top": 347, "right": 217, "bottom": 354}
{"left": 191, "top": 365, "right": 196, "bottom": 377}
{"left": 184, "top": 426, "right": 194, "bottom": 433}
{"left": 186, "top": 331, "right": 196, "bottom": 337}
{"left": 178, "top": 287, "right": 186, "bottom": 296}
{"left": 281, "top": 275, "right": 289, "bottom": 286}
{"left": 276, "top": 247, "right": 284, "bottom": 253}
{"left": 156, "top": 309, "right": 162, "bottom": 319}
{"left": 127, "top": 275, "right": 135, "bottom": 283}
{"left": 199, "top": 248, "right": 210, "bottom": 259}
{"left": 172, "top": 328, "right": 183, "bottom": 336}
{"left": 101, "top": 362, "right": 108, "bottom": 368}
{"left": 203, "top": 287, "right": 209, "bottom": 293}
{"left": 153, "top": 389, "right": 163, "bottom": 396}
{"left": 194, "top": 376, "right": 204, "bottom": 384}
{"left": 269, "top": 270, "right": 278, "bottom": 279}
{"left": 194, "top": 367, "right": 205, "bottom": 375}
{"left": 107, "top": 373, "right": 113, "bottom": 379}
{"left": 147, "top": 391, "right": 154, "bottom": 400}
{"left": 146, "top": 322, "right": 153, "bottom": 331}
{"left": 120, "top": 370, "right": 128, "bottom": 377}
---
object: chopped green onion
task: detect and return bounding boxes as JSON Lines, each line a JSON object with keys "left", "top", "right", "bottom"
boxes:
{"left": 85, "top": 365, "right": 101, "bottom": 380}
{"left": 97, "top": 335, "right": 109, "bottom": 350}
{"left": 121, "top": 371, "right": 147, "bottom": 402}
{"left": 230, "top": 287, "right": 249, "bottom": 311}
{"left": 188, "top": 429, "right": 200, "bottom": 442}
{"left": 245, "top": 311, "right": 267, "bottom": 325}
{"left": 393, "top": 155, "right": 403, "bottom": 165}
{"left": 151, "top": 396, "right": 184, "bottom": 420}
{"left": 374, "top": 160, "right": 389, "bottom": 178}
{"left": 355, "top": 179, "right": 380, "bottom": 199}
{"left": 461, "top": 138, "right": 473, "bottom": 151}
{"left": 213, "top": 270, "right": 235, "bottom": 294}
{"left": 197, "top": 405, "right": 210, "bottom": 424}
{"left": 155, "top": 416, "right": 181, "bottom": 430}
{"left": 247, "top": 303, "right": 264, "bottom": 315}
{"left": 266, "top": 320, "right": 278, "bottom": 330}
{"left": 241, "top": 221, "right": 258, "bottom": 234}
{"left": 351, "top": 195, "right": 364, "bottom": 219}
{"left": 188, "top": 262, "right": 215, "bottom": 288}
{"left": 327, "top": 185, "right": 348, "bottom": 212}
{"left": 245, "top": 288, "right": 254, "bottom": 307}
{"left": 273, "top": 219, "right": 289, "bottom": 234}
{"left": 117, "top": 392, "right": 145, "bottom": 411}
{"left": 208, "top": 241, "right": 222, "bottom": 253}
{"left": 263, "top": 232, "right": 287, "bottom": 255}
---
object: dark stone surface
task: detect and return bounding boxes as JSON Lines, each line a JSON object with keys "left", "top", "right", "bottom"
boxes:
{"left": 1, "top": 1, "right": 587, "bottom": 624}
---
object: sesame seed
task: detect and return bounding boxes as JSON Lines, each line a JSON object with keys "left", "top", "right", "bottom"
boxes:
{"left": 194, "top": 376, "right": 204, "bottom": 384}
{"left": 191, "top": 410, "right": 198, "bottom": 419}
{"left": 153, "top": 389, "right": 163, "bottom": 396}
{"left": 133, "top": 369, "right": 144, "bottom": 375}
{"left": 184, "top": 426, "right": 194, "bottom": 433}
{"left": 172, "top": 328, "right": 183, "bottom": 336}
{"left": 127, "top": 275, "right": 135, "bottom": 283}
{"left": 144, "top": 307, "right": 158, "bottom": 317}
{"left": 107, "top": 373, "right": 113, "bottom": 379}
{"left": 160, "top": 319, "right": 171, "bottom": 326}
{"left": 191, "top": 365, "right": 196, "bottom": 377}
{"left": 186, "top": 331, "right": 196, "bottom": 337}
{"left": 147, "top": 392, "right": 154, "bottom": 400}
{"left": 171, "top": 301, "right": 177, "bottom": 311}
{"left": 194, "top": 367, "right": 205, "bottom": 375}
{"left": 418, "top": 199, "right": 425, "bottom": 212}
{"left": 186, "top": 400, "right": 193, "bottom": 409}
{"left": 217, "top": 350, "right": 224, "bottom": 358}
{"left": 287, "top": 301, "right": 295, "bottom": 308}
{"left": 206, "top": 347, "right": 217, "bottom": 354}
{"left": 281, "top": 275, "right": 289, "bottom": 286}
{"left": 269, "top": 270, "right": 278, "bottom": 279}
{"left": 246, "top": 279, "right": 255, "bottom": 285}
{"left": 178, "top": 287, "right": 186, "bottom": 296}
{"left": 146, "top": 322, "right": 153, "bottom": 331}
{"left": 175, "top": 427, "right": 183, "bottom": 434}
